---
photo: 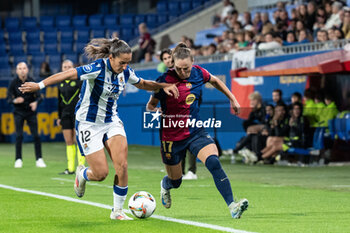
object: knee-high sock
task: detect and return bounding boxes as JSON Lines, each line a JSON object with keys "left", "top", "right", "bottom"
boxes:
{"left": 76, "top": 144, "right": 85, "bottom": 166}
{"left": 113, "top": 185, "right": 128, "bottom": 210}
{"left": 66, "top": 145, "right": 75, "bottom": 172}
{"left": 161, "top": 176, "right": 182, "bottom": 190}
{"left": 205, "top": 155, "right": 234, "bottom": 206}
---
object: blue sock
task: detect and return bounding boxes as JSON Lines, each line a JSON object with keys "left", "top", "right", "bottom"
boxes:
{"left": 162, "top": 176, "right": 182, "bottom": 190}
{"left": 82, "top": 167, "right": 90, "bottom": 181}
{"left": 205, "top": 155, "right": 234, "bottom": 206}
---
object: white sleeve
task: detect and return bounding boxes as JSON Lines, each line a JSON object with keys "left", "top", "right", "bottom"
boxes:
{"left": 127, "top": 68, "right": 141, "bottom": 85}
{"left": 76, "top": 61, "right": 102, "bottom": 80}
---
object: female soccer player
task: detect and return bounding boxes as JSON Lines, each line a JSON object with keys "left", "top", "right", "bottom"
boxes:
{"left": 19, "top": 37, "right": 178, "bottom": 220}
{"left": 57, "top": 60, "right": 85, "bottom": 175}
{"left": 146, "top": 43, "right": 249, "bottom": 219}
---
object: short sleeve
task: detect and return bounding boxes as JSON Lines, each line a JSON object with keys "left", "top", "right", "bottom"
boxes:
{"left": 125, "top": 67, "right": 141, "bottom": 85}
{"left": 76, "top": 60, "right": 102, "bottom": 80}
{"left": 198, "top": 66, "right": 211, "bottom": 83}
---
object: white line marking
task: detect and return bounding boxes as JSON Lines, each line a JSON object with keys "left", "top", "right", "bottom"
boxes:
{"left": 52, "top": 177, "right": 113, "bottom": 188}
{"left": 0, "top": 184, "right": 255, "bottom": 233}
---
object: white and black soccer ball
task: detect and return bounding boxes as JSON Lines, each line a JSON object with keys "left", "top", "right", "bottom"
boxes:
{"left": 128, "top": 191, "right": 156, "bottom": 219}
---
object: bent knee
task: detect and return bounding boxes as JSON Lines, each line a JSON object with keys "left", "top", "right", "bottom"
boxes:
{"left": 95, "top": 170, "right": 109, "bottom": 181}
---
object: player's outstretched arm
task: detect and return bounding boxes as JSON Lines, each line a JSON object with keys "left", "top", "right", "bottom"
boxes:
{"left": 209, "top": 75, "right": 240, "bottom": 115}
{"left": 134, "top": 79, "right": 179, "bottom": 99}
{"left": 19, "top": 69, "right": 78, "bottom": 93}
{"left": 146, "top": 96, "right": 161, "bottom": 112}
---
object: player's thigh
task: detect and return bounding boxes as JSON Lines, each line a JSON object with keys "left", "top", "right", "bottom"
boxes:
{"left": 85, "top": 148, "right": 109, "bottom": 175}
{"left": 197, "top": 144, "right": 218, "bottom": 164}
{"left": 105, "top": 135, "right": 128, "bottom": 169}
{"left": 188, "top": 130, "right": 217, "bottom": 163}
{"left": 165, "top": 163, "right": 183, "bottom": 180}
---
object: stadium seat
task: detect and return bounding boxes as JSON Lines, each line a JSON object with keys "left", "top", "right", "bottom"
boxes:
{"left": 76, "top": 29, "right": 90, "bottom": 42}
{"left": 120, "top": 27, "right": 134, "bottom": 40}
{"left": 13, "top": 55, "right": 28, "bottom": 65}
{"left": 31, "top": 54, "right": 46, "bottom": 67}
{"left": 43, "top": 28, "right": 58, "bottom": 42}
{"left": 192, "top": 0, "right": 203, "bottom": 9}
{"left": 27, "top": 42, "right": 42, "bottom": 55}
{"left": 48, "top": 54, "right": 61, "bottom": 72}
{"left": 40, "top": 16, "right": 54, "bottom": 29}
{"left": 89, "top": 14, "right": 103, "bottom": 28}
{"left": 72, "top": 15, "right": 87, "bottom": 28}
{"left": 120, "top": 14, "right": 134, "bottom": 26}
{"left": 91, "top": 29, "right": 105, "bottom": 38}
{"left": 180, "top": 1, "right": 192, "bottom": 13}
{"left": 5, "top": 17, "right": 20, "bottom": 32}
{"left": 26, "top": 30, "right": 41, "bottom": 43}
{"left": 146, "top": 14, "right": 158, "bottom": 28}
{"left": 8, "top": 31, "right": 22, "bottom": 43}
{"left": 81, "top": 54, "right": 91, "bottom": 64}
{"left": 0, "top": 67, "right": 13, "bottom": 79}
{"left": 168, "top": 2, "right": 180, "bottom": 14}
{"left": 60, "top": 28, "right": 74, "bottom": 42}
{"left": 135, "top": 15, "right": 146, "bottom": 25}
{"left": 158, "top": 14, "right": 169, "bottom": 25}
{"left": 63, "top": 53, "right": 78, "bottom": 65}
{"left": 56, "top": 16, "right": 72, "bottom": 29}
{"left": 9, "top": 43, "right": 24, "bottom": 55}
{"left": 44, "top": 42, "right": 58, "bottom": 54}
{"left": 157, "top": 1, "right": 168, "bottom": 12}
{"left": 22, "top": 17, "right": 37, "bottom": 30}
{"left": 0, "top": 55, "right": 10, "bottom": 67}
{"left": 60, "top": 41, "right": 73, "bottom": 53}
{"left": 75, "top": 41, "right": 86, "bottom": 54}
{"left": 106, "top": 26, "right": 121, "bottom": 38}
{"left": 0, "top": 43, "right": 6, "bottom": 54}
{"left": 103, "top": 14, "right": 119, "bottom": 27}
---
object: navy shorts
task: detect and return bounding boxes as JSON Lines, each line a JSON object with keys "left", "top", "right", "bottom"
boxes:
{"left": 160, "top": 129, "right": 215, "bottom": 165}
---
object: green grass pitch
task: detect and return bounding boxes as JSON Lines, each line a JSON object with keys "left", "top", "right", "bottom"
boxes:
{"left": 0, "top": 142, "right": 349, "bottom": 233}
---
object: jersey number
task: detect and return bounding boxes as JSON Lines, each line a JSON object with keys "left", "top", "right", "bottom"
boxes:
{"left": 80, "top": 130, "right": 91, "bottom": 143}
{"left": 162, "top": 141, "right": 173, "bottom": 153}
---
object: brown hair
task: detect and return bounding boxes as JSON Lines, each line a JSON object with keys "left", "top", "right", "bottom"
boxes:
{"left": 172, "top": 42, "right": 193, "bottom": 61}
{"left": 84, "top": 37, "right": 131, "bottom": 60}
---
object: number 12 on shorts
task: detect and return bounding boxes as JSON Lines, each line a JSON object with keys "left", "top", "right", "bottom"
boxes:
{"left": 162, "top": 141, "right": 173, "bottom": 153}
{"left": 80, "top": 130, "right": 91, "bottom": 143}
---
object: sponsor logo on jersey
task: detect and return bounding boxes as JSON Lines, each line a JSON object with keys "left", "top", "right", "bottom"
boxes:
{"left": 82, "top": 64, "right": 93, "bottom": 73}
{"left": 185, "top": 94, "right": 196, "bottom": 105}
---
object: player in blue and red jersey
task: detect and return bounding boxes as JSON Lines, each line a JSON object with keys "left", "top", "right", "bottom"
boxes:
{"left": 147, "top": 43, "right": 249, "bottom": 219}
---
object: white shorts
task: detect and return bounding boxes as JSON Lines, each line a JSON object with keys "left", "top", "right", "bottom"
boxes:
{"left": 75, "top": 119, "right": 126, "bottom": 156}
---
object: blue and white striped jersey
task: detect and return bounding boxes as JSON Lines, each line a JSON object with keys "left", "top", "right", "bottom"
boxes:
{"left": 75, "top": 58, "right": 140, "bottom": 124}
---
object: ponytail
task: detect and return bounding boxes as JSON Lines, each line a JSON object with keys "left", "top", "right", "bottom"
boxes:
{"left": 173, "top": 42, "right": 193, "bottom": 61}
{"left": 84, "top": 37, "right": 131, "bottom": 60}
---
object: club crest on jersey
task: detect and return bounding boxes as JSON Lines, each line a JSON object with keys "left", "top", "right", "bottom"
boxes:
{"left": 119, "top": 76, "right": 124, "bottom": 83}
{"left": 186, "top": 82, "right": 192, "bottom": 89}
{"left": 185, "top": 94, "right": 196, "bottom": 105}
{"left": 82, "top": 64, "right": 93, "bottom": 72}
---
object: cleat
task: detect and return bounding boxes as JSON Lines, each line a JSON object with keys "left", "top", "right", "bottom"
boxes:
{"left": 110, "top": 208, "right": 133, "bottom": 220}
{"left": 229, "top": 199, "right": 249, "bottom": 219}
{"left": 14, "top": 159, "right": 23, "bottom": 168}
{"left": 59, "top": 169, "right": 75, "bottom": 175}
{"left": 74, "top": 165, "right": 86, "bottom": 198}
{"left": 36, "top": 158, "right": 47, "bottom": 168}
{"left": 160, "top": 180, "right": 171, "bottom": 208}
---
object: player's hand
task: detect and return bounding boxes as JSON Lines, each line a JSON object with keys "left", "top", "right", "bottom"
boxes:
{"left": 29, "top": 101, "right": 38, "bottom": 112}
{"left": 13, "top": 97, "right": 24, "bottom": 104}
{"left": 230, "top": 100, "right": 240, "bottom": 115}
{"left": 163, "top": 83, "right": 179, "bottom": 99}
{"left": 19, "top": 82, "right": 40, "bottom": 93}
{"left": 56, "top": 119, "right": 61, "bottom": 126}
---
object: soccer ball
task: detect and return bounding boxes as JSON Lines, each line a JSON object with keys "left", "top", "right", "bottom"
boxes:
{"left": 128, "top": 191, "right": 156, "bottom": 219}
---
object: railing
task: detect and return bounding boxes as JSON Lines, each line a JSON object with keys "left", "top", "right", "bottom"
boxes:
{"left": 132, "top": 39, "right": 350, "bottom": 70}
{"left": 128, "top": 0, "right": 221, "bottom": 47}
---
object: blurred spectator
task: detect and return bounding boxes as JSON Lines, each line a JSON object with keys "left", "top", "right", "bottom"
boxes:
{"left": 245, "top": 30, "right": 256, "bottom": 49}
{"left": 303, "top": 88, "right": 317, "bottom": 128}
{"left": 313, "top": 7, "right": 327, "bottom": 38}
{"left": 252, "top": 12, "right": 263, "bottom": 33}
{"left": 272, "top": 89, "right": 285, "bottom": 106}
{"left": 298, "top": 29, "right": 312, "bottom": 43}
{"left": 39, "top": 62, "right": 52, "bottom": 79}
{"left": 207, "top": 43, "right": 217, "bottom": 55}
{"left": 328, "top": 28, "right": 337, "bottom": 40}
{"left": 283, "top": 31, "right": 297, "bottom": 46}
{"left": 314, "top": 92, "right": 326, "bottom": 124}
{"left": 185, "top": 38, "right": 194, "bottom": 49}
{"left": 316, "top": 30, "right": 328, "bottom": 42}
{"left": 342, "top": 10, "right": 350, "bottom": 38}
{"left": 235, "top": 31, "right": 248, "bottom": 50}
{"left": 319, "top": 94, "right": 339, "bottom": 127}
{"left": 258, "top": 32, "right": 282, "bottom": 50}
{"left": 297, "top": 4, "right": 308, "bottom": 22}
{"left": 325, "top": 1, "right": 342, "bottom": 29}
{"left": 136, "top": 23, "right": 155, "bottom": 62}
{"left": 213, "top": 0, "right": 235, "bottom": 26}
{"left": 261, "top": 12, "right": 274, "bottom": 35}
{"left": 242, "top": 11, "right": 253, "bottom": 29}
{"left": 157, "top": 48, "right": 173, "bottom": 73}
{"left": 306, "top": 1, "right": 317, "bottom": 32}
{"left": 334, "top": 28, "right": 345, "bottom": 39}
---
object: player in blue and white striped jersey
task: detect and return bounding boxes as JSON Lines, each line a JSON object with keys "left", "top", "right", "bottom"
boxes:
{"left": 19, "top": 37, "right": 179, "bottom": 220}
